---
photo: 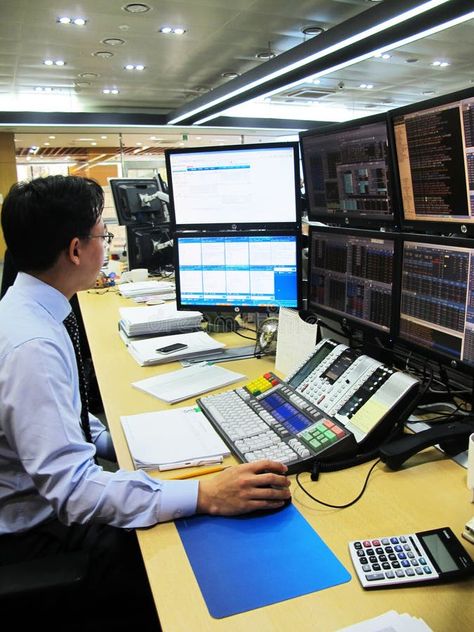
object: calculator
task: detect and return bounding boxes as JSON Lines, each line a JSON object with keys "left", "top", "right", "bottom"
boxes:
{"left": 349, "top": 527, "right": 474, "bottom": 589}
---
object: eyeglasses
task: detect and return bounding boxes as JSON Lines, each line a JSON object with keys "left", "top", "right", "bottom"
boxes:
{"left": 87, "top": 231, "right": 114, "bottom": 245}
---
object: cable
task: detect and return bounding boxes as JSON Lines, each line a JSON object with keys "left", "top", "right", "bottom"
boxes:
{"left": 234, "top": 330, "right": 258, "bottom": 341}
{"left": 295, "top": 459, "right": 381, "bottom": 509}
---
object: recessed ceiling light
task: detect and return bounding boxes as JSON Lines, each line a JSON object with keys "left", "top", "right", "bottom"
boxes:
{"left": 302, "top": 26, "right": 325, "bottom": 37}
{"left": 159, "top": 26, "right": 186, "bottom": 35}
{"left": 405, "top": 58, "right": 419, "bottom": 63}
{"left": 79, "top": 72, "right": 99, "bottom": 79}
{"left": 124, "top": 64, "right": 145, "bottom": 71}
{"left": 43, "top": 59, "right": 66, "bottom": 66}
{"left": 57, "top": 17, "right": 86, "bottom": 26}
{"left": 101, "top": 136, "right": 108, "bottom": 139}
{"left": 432, "top": 60, "right": 450, "bottom": 67}
{"left": 93, "top": 51, "right": 114, "bottom": 59}
{"left": 221, "top": 72, "right": 240, "bottom": 79}
{"left": 123, "top": 3, "right": 151, "bottom": 13}
{"left": 422, "top": 90, "right": 436, "bottom": 95}
{"left": 102, "top": 38, "right": 125, "bottom": 46}
{"left": 75, "top": 81, "right": 91, "bottom": 88}
{"left": 256, "top": 48, "right": 275, "bottom": 61}
{"left": 49, "top": 135, "right": 56, "bottom": 139}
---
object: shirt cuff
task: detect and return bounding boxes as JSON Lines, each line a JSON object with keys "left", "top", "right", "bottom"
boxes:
{"left": 159, "top": 480, "right": 199, "bottom": 522}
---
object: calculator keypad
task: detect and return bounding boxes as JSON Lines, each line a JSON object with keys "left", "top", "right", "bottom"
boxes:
{"left": 349, "top": 534, "right": 439, "bottom": 588}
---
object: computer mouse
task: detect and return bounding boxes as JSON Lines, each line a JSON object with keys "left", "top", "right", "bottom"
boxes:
{"left": 146, "top": 299, "right": 165, "bottom": 306}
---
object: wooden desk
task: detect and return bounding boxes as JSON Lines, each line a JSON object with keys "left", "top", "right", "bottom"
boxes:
{"left": 79, "top": 290, "right": 474, "bottom": 632}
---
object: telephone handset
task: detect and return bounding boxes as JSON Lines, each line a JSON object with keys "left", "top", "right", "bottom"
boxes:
{"left": 379, "top": 420, "right": 474, "bottom": 469}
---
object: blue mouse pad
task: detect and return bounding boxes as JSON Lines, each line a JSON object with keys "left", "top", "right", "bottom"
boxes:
{"left": 176, "top": 503, "right": 351, "bottom": 618}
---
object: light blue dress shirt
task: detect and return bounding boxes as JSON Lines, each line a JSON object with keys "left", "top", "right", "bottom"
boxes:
{"left": 0, "top": 273, "right": 198, "bottom": 534}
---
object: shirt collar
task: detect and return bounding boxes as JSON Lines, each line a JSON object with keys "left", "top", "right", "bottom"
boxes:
{"left": 14, "top": 272, "right": 73, "bottom": 323}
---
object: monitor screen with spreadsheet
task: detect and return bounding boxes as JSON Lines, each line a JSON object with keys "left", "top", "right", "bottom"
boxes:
{"left": 391, "top": 87, "right": 474, "bottom": 234}
{"left": 399, "top": 233, "right": 474, "bottom": 372}
{"left": 307, "top": 226, "right": 398, "bottom": 335}
{"left": 174, "top": 230, "right": 302, "bottom": 313}
{"left": 165, "top": 142, "right": 301, "bottom": 229}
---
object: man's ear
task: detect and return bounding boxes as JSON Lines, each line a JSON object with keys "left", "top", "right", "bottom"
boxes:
{"left": 68, "top": 237, "right": 81, "bottom": 266}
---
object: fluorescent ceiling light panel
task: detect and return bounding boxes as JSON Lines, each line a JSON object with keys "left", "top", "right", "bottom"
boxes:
{"left": 194, "top": 8, "right": 474, "bottom": 126}
{"left": 169, "top": 0, "right": 449, "bottom": 124}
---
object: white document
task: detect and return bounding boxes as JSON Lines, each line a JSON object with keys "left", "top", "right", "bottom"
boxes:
{"left": 118, "top": 280, "right": 175, "bottom": 298}
{"left": 275, "top": 307, "right": 319, "bottom": 377}
{"left": 132, "top": 363, "right": 245, "bottom": 404}
{"left": 337, "top": 610, "right": 432, "bottom": 632}
{"left": 127, "top": 331, "right": 225, "bottom": 366}
{"left": 119, "top": 303, "right": 202, "bottom": 336}
{"left": 120, "top": 406, "right": 230, "bottom": 470}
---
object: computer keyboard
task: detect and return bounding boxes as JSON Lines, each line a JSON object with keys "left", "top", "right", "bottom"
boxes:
{"left": 197, "top": 339, "right": 420, "bottom": 474}
{"left": 197, "top": 372, "right": 356, "bottom": 474}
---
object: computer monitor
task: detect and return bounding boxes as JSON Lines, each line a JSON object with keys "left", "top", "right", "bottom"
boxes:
{"left": 399, "top": 233, "right": 474, "bottom": 372}
{"left": 109, "top": 178, "right": 169, "bottom": 226}
{"left": 391, "top": 87, "right": 474, "bottom": 234}
{"left": 300, "top": 114, "right": 396, "bottom": 227}
{"left": 126, "top": 225, "right": 173, "bottom": 273}
{"left": 307, "top": 226, "right": 398, "bottom": 335}
{"left": 165, "top": 142, "right": 301, "bottom": 229}
{"left": 174, "top": 230, "right": 302, "bottom": 313}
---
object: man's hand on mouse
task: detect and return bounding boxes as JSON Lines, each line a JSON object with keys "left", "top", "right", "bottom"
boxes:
{"left": 197, "top": 459, "right": 291, "bottom": 516}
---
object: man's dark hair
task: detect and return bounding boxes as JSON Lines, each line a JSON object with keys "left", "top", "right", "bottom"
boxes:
{"left": 1, "top": 175, "right": 104, "bottom": 272}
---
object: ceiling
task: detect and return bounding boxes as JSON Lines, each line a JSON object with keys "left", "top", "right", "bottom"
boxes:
{"left": 1, "top": 0, "right": 474, "bottom": 159}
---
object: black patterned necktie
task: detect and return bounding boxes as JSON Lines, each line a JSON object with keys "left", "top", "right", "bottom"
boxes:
{"left": 63, "top": 310, "right": 94, "bottom": 445}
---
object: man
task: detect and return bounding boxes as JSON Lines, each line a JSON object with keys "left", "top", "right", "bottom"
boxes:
{"left": 0, "top": 175, "right": 290, "bottom": 629}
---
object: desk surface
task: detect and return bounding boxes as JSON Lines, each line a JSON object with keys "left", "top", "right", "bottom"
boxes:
{"left": 79, "top": 289, "right": 474, "bottom": 632}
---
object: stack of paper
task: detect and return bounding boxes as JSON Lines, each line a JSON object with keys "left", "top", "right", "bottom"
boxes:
{"left": 120, "top": 406, "right": 230, "bottom": 470}
{"left": 337, "top": 610, "right": 432, "bottom": 632}
{"left": 118, "top": 280, "right": 175, "bottom": 299}
{"left": 132, "top": 363, "right": 245, "bottom": 403}
{"left": 127, "top": 330, "right": 225, "bottom": 366}
{"left": 119, "top": 303, "right": 203, "bottom": 337}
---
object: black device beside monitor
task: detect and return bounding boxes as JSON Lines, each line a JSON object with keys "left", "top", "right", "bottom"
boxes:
{"left": 300, "top": 114, "right": 396, "bottom": 228}
{"left": 174, "top": 230, "right": 302, "bottom": 313}
{"left": 165, "top": 141, "right": 301, "bottom": 230}
{"left": 307, "top": 226, "right": 398, "bottom": 336}
{"left": 109, "top": 177, "right": 169, "bottom": 226}
{"left": 391, "top": 87, "right": 474, "bottom": 235}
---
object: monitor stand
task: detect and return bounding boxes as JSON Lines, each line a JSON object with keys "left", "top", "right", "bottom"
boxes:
{"left": 204, "top": 312, "right": 240, "bottom": 333}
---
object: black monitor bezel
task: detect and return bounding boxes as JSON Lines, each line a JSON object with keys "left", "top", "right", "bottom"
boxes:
{"left": 109, "top": 178, "right": 168, "bottom": 226}
{"left": 300, "top": 112, "right": 399, "bottom": 229}
{"left": 397, "top": 231, "right": 474, "bottom": 375}
{"left": 164, "top": 141, "right": 302, "bottom": 231}
{"left": 307, "top": 224, "right": 401, "bottom": 338}
{"left": 173, "top": 228, "right": 303, "bottom": 314}
{"left": 389, "top": 86, "right": 474, "bottom": 237}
